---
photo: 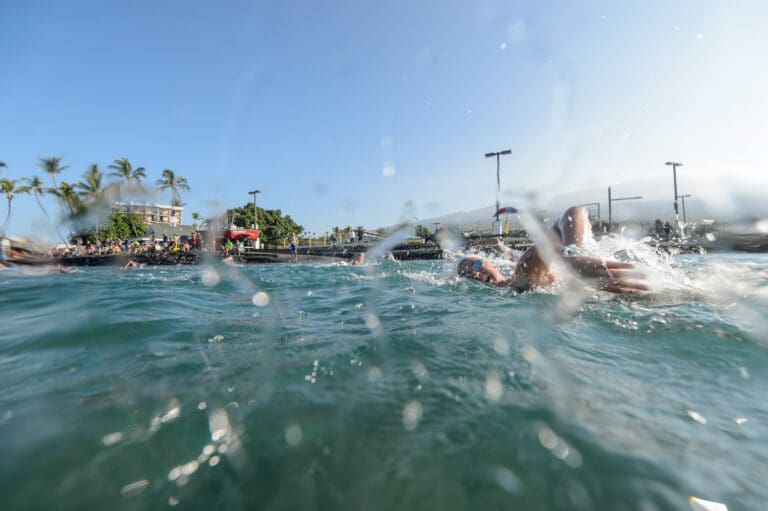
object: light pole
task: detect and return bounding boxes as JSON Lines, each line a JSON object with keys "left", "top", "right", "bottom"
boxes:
{"left": 248, "top": 189, "right": 261, "bottom": 249}
{"left": 608, "top": 187, "right": 642, "bottom": 233}
{"left": 432, "top": 222, "right": 440, "bottom": 234}
{"left": 485, "top": 149, "right": 512, "bottom": 234}
{"left": 678, "top": 194, "right": 691, "bottom": 224}
{"left": 665, "top": 162, "right": 683, "bottom": 217}
{"left": 248, "top": 190, "right": 261, "bottom": 229}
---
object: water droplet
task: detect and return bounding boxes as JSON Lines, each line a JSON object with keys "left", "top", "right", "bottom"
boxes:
{"left": 169, "top": 496, "right": 179, "bottom": 506}
{"left": 121, "top": 479, "right": 149, "bottom": 498}
{"left": 686, "top": 410, "right": 708, "bottom": 425}
{"left": 368, "top": 366, "right": 383, "bottom": 382}
{"left": 198, "top": 401, "right": 207, "bottom": 410}
{"left": 201, "top": 267, "right": 220, "bottom": 286}
{"left": 493, "top": 337, "right": 509, "bottom": 355}
{"left": 538, "top": 428, "right": 558, "bottom": 449}
{"left": 102, "top": 432, "right": 123, "bottom": 446}
{"left": 500, "top": 42, "right": 507, "bottom": 50}
{"left": 209, "top": 455, "right": 220, "bottom": 467}
{"left": 733, "top": 417, "right": 747, "bottom": 425}
{"left": 485, "top": 371, "right": 503, "bottom": 402}
{"left": 494, "top": 466, "right": 521, "bottom": 494}
{"left": 403, "top": 401, "right": 423, "bottom": 431}
{"left": 382, "top": 163, "right": 397, "bottom": 178}
{"left": 252, "top": 291, "right": 270, "bottom": 307}
{"left": 365, "top": 313, "right": 382, "bottom": 334}
{"left": 285, "top": 423, "right": 303, "bottom": 446}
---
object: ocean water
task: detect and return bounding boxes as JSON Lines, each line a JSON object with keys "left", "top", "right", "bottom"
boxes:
{"left": 1, "top": 249, "right": 767, "bottom": 511}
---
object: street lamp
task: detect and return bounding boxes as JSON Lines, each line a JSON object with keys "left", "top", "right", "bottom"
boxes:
{"left": 248, "top": 190, "right": 261, "bottom": 229}
{"left": 485, "top": 149, "right": 512, "bottom": 234}
{"left": 678, "top": 194, "right": 692, "bottom": 224}
{"left": 665, "top": 162, "right": 683, "bottom": 217}
{"left": 608, "top": 187, "right": 642, "bottom": 233}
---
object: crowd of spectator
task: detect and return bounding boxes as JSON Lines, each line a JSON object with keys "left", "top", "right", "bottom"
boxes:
{"left": 49, "top": 232, "right": 206, "bottom": 258}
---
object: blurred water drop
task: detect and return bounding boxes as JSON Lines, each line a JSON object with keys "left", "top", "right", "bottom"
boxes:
{"left": 403, "top": 401, "right": 423, "bottom": 431}
{"left": 493, "top": 466, "right": 521, "bottom": 494}
{"left": 201, "top": 267, "right": 220, "bottom": 286}
{"left": 169, "top": 496, "right": 179, "bottom": 506}
{"left": 367, "top": 366, "right": 383, "bottom": 383}
{"left": 252, "top": 291, "right": 270, "bottom": 307}
{"left": 365, "top": 313, "right": 383, "bottom": 334}
{"left": 101, "top": 432, "right": 123, "bottom": 447}
{"left": 733, "top": 417, "right": 747, "bottom": 425}
{"left": 120, "top": 479, "right": 149, "bottom": 498}
{"left": 687, "top": 410, "right": 708, "bottom": 425}
{"left": 493, "top": 337, "right": 509, "bottom": 356}
{"left": 209, "top": 455, "right": 220, "bottom": 467}
{"left": 285, "top": 423, "right": 303, "bottom": 447}
{"left": 485, "top": 371, "right": 503, "bottom": 402}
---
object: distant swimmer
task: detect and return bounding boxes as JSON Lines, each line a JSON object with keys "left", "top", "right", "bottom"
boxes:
{"left": 458, "top": 205, "right": 648, "bottom": 294}
{"left": 349, "top": 252, "right": 365, "bottom": 266}
{"left": 121, "top": 260, "right": 139, "bottom": 270}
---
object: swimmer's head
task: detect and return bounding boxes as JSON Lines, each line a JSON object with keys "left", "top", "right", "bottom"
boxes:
{"left": 457, "top": 256, "right": 507, "bottom": 286}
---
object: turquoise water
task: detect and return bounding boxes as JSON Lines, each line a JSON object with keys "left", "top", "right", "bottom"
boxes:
{"left": 1, "top": 251, "right": 767, "bottom": 510}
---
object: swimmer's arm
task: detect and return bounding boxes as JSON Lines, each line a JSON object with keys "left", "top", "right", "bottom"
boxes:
{"left": 507, "top": 246, "right": 555, "bottom": 291}
{"left": 562, "top": 254, "right": 649, "bottom": 293}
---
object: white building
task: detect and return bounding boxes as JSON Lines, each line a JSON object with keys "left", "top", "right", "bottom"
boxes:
{"left": 112, "top": 202, "right": 184, "bottom": 226}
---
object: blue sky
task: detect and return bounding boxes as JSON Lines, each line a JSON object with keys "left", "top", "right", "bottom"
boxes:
{"left": 2, "top": 0, "right": 767, "bottom": 238}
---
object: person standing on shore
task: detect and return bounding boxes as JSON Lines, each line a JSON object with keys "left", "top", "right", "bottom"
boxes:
{"left": 289, "top": 233, "right": 299, "bottom": 262}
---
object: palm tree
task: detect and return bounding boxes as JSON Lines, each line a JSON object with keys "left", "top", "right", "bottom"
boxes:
{"left": 38, "top": 156, "right": 69, "bottom": 190}
{"left": 23, "top": 174, "right": 69, "bottom": 245}
{"left": 77, "top": 164, "right": 106, "bottom": 203}
{"left": 21, "top": 175, "right": 49, "bottom": 218}
{"left": 191, "top": 211, "right": 201, "bottom": 227}
{"left": 0, "top": 178, "right": 30, "bottom": 237}
{"left": 108, "top": 158, "right": 147, "bottom": 238}
{"left": 156, "top": 169, "right": 190, "bottom": 205}
{"left": 52, "top": 181, "right": 84, "bottom": 218}
{"left": 0, "top": 160, "right": 6, "bottom": 172}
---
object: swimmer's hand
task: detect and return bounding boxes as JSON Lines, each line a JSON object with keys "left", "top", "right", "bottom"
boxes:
{"left": 563, "top": 254, "right": 649, "bottom": 294}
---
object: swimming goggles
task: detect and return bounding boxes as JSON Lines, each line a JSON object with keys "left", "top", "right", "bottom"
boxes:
{"left": 471, "top": 259, "right": 484, "bottom": 271}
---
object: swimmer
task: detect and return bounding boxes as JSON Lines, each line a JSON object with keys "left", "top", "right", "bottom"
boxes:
{"left": 121, "top": 260, "right": 139, "bottom": 270}
{"left": 349, "top": 252, "right": 365, "bottom": 266}
{"left": 458, "top": 205, "right": 648, "bottom": 294}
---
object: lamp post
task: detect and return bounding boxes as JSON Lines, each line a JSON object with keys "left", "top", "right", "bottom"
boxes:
{"left": 608, "top": 187, "right": 643, "bottom": 233}
{"left": 678, "top": 194, "right": 691, "bottom": 224}
{"left": 665, "top": 162, "right": 683, "bottom": 216}
{"left": 432, "top": 222, "right": 440, "bottom": 234}
{"left": 248, "top": 189, "right": 261, "bottom": 249}
{"left": 248, "top": 190, "right": 261, "bottom": 229}
{"left": 485, "top": 149, "right": 512, "bottom": 234}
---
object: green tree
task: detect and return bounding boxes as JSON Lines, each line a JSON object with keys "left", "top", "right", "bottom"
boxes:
{"left": 229, "top": 202, "right": 303, "bottom": 248}
{"left": 52, "top": 181, "right": 85, "bottom": 218}
{"left": 156, "top": 169, "right": 190, "bottom": 205}
{"left": 191, "top": 211, "right": 201, "bottom": 227}
{"left": 0, "top": 178, "right": 30, "bottom": 237}
{"left": 0, "top": 160, "right": 6, "bottom": 171}
{"left": 414, "top": 224, "right": 430, "bottom": 239}
{"left": 77, "top": 164, "right": 106, "bottom": 203}
{"left": 38, "top": 156, "right": 69, "bottom": 190}
{"left": 22, "top": 175, "right": 50, "bottom": 219}
{"left": 79, "top": 211, "right": 148, "bottom": 243}
{"left": 109, "top": 158, "right": 147, "bottom": 237}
